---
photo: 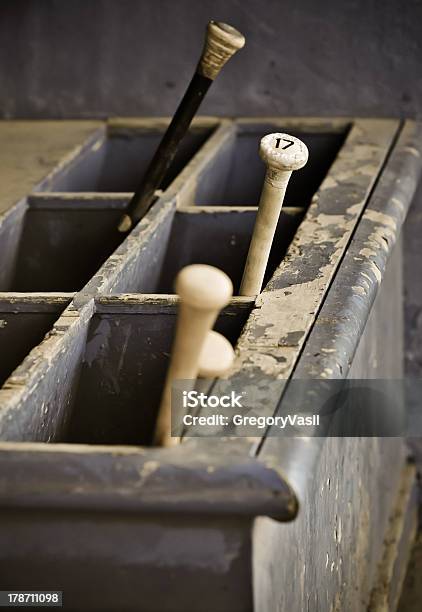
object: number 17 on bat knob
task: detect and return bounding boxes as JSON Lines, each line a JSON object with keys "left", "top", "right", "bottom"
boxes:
{"left": 240, "top": 133, "right": 309, "bottom": 297}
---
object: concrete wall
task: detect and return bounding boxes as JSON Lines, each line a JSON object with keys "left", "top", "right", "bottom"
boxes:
{"left": 1, "top": 0, "right": 422, "bottom": 119}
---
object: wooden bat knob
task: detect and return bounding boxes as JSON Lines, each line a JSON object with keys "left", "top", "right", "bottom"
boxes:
{"left": 260, "top": 132, "right": 309, "bottom": 177}
{"left": 198, "top": 330, "right": 235, "bottom": 378}
{"left": 198, "top": 20, "right": 246, "bottom": 80}
{"left": 176, "top": 264, "right": 233, "bottom": 311}
{"left": 154, "top": 265, "right": 233, "bottom": 447}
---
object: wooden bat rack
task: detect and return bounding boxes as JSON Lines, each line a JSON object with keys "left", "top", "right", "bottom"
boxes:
{"left": 0, "top": 116, "right": 420, "bottom": 611}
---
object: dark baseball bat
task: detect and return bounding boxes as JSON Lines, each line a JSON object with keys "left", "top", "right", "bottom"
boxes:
{"left": 117, "top": 21, "right": 245, "bottom": 232}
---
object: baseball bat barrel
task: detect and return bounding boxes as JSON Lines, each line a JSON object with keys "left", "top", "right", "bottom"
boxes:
{"left": 154, "top": 264, "right": 233, "bottom": 446}
{"left": 239, "top": 133, "right": 309, "bottom": 296}
{"left": 118, "top": 21, "right": 245, "bottom": 232}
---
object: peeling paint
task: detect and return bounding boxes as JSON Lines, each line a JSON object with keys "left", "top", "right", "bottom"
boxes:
{"left": 391, "top": 197, "right": 405, "bottom": 213}
{"left": 359, "top": 247, "right": 377, "bottom": 259}
{"left": 403, "top": 146, "right": 420, "bottom": 158}
{"left": 368, "top": 260, "right": 383, "bottom": 284}
{"left": 365, "top": 209, "right": 397, "bottom": 230}
{"left": 352, "top": 286, "right": 366, "bottom": 296}
{"left": 140, "top": 460, "right": 160, "bottom": 479}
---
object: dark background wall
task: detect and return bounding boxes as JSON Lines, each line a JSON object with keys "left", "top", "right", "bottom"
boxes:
{"left": 1, "top": 0, "right": 422, "bottom": 119}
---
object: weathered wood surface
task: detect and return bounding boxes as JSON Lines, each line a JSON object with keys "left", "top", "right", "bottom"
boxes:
{"left": 48, "top": 117, "right": 217, "bottom": 194}
{"left": 0, "top": 300, "right": 94, "bottom": 441}
{"left": 0, "top": 121, "right": 102, "bottom": 288}
{"left": 12, "top": 205, "right": 124, "bottom": 293}
{"left": 0, "top": 193, "right": 128, "bottom": 292}
{"left": 0, "top": 294, "right": 73, "bottom": 310}
{"left": 0, "top": 503, "right": 255, "bottom": 612}
{"left": 0, "top": 295, "right": 72, "bottom": 388}
{"left": 194, "top": 118, "right": 348, "bottom": 207}
{"left": 76, "top": 203, "right": 302, "bottom": 300}
{"left": 0, "top": 118, "right": 404, "bottom": 448}
{"left": 0, "top": 120, "right": 103, "bottom": 215}
{"left": 369, "top": 463, "right": 418, "bottom": 612}
{"left": 254, "top": 244, "right": 406, "bottom": 612}
{"left": 77, "top": 199, "right": 176, "bottom": 299}
{"left": 159, "top": 206, "right": 302, "bottom": 294}
{"left": 397, "top": 532, "right": 422, "bottom": 611}
{"left": 0, "top": 118, "right": 413, "bottom": 442}
{"left": 0, "top": 295, "right": 252, "bottom": 443}
{"left": 0, "top": 118, "right": 420, "bottom": 612}
{"left": 70, "top": 299, "right": 251, "bottom": 447}
{"left": 254, "top": 121, "right": 422, "bottom": 612}
{"left": 28, "top": 193, "right": 130, "bottom": 209}
{"left": 108, "top": 116, "right": 220, "bottom": 132}
{"left": 234, "top": 119, "right": 398, "bottom": 379}
{"left": 95, "top": 294, "right": 254, "bottom": 314}
{"left": 191, "top": 119, "right": 399, "bottom": 445}
{"left": 106, "top": 117, "right": 234, "bottom": 208}
{"left": 292, "top": 120, "right": 422, "bottom": 380}
{"left": 258, "top": 121, "right": 422, "bottom": 465}
{"left": 0, "top": 440, "right": 296, "bottom": 519}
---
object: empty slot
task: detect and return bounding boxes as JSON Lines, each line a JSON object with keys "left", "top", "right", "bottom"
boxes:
{"left": 43, "top": 126, "right": 214, "bottom": 192}
{"left": 135, "top": 208, "right": 303, "bottom": 295}
{"left": 1, "top": 197, "right": 127, "bottom": 292}
{"left": 195, "top": 124, "right": 349, "bottom": 206}
{"left": 63, "top": 303, "right": 251, "bottom": 446}
{"left": 0, "top": 298, "right": 70, "bottom": 387}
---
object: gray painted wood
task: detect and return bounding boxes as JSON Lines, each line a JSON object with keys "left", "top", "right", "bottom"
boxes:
{"left": 158, "top": 207, "right": 302, "bottom": 293}
{"left": 0, "top": 201, "right": 26, "bottom": 289}
{"left": 254, "top": 244, "right": 406, "bottom": 612}
{"left": 43, "top": 119, "right": 216, "bottom": 193}
{"left": 0, "top": 295, "right": 252, "bottom": 444}
{"left": 190, "top": 119, "right": 399, "bottom": 449}
{"left": 292, "top": 121, "right": 422, "bottom": 381}
{"left": 233, "top": 119, "right": 398, "bottom": 379}
{"left": 0, "top": 118, "right": 420, "bottom": 611}
{"left": 76, "top": 203, "right": 302, "bottom": 298}
{"left": 195, "top": 119, "right": 348, "bottom": 207}
{"left": 0, "top": 295, "right": 71, "bottom": 387}
{"left": 0, "top": 120, "right": 102, "bottom": 214}
{"left": 9, "top": 201, "right": 125, "bottom": 292}
{"left": 254, "top": 121, "right": 422, "bottom": 612}
{"left": 369, "top": 463, "right": 418, "bottom": 612}
{"left": 0, "top": 508, "right": 254, "bottom": 612}
{"left": 67, "top": 301, "right": 251, "bottom": 446}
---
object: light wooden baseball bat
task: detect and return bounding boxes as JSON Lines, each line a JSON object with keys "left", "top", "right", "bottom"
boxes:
{"left": 154, "top": 264, "right": 233, "bottom": 447}
{"left": 239, "top": 133, "right": 309, "bottom": 296}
